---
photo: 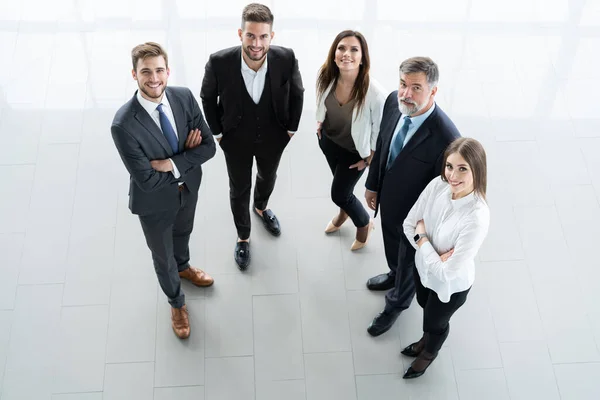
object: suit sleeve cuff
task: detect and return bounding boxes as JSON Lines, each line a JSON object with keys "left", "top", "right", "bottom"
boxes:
{"left": 169, "top": 158, "right": 181, "bottom": 179}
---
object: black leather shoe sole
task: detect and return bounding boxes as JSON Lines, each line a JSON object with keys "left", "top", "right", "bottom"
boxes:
{"left": 366, "top": 273, "right": 395, "bottom": 291}
{"left": 367, "top": 310, "right": 400, "bottom": 337}
{"left": 234, "top": 242, "right": 251, "bottom": 271}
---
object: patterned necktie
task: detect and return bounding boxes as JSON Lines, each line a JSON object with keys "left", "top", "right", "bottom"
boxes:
{"left": 156, "top": 103, "right": 178, "bottom": 153}
{"left": 387, "top": 116, "right": 411, "bottom": 169}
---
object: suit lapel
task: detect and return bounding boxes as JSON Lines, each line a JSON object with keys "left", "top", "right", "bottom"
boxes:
{"left": 234, "top": 47, "right": 244, "bottom": 100}
{"left": 391, "top": 113, "right": 434, "bottom": 167}
{"left": 381, "top": 108, "right": 401, "bottom": 162}
{"left": 402, "top": 124, "right": 431, "bottom": 155}
{"left": 268, "top": 50, "right": 280, "bottom": 109}
{"left": 132, "top": 95, "right": 172, "bottom": 154}
{"left": 378, "top": 100, "right": 401, "bottom": 181}
{"left": 166, "top": 88, "right": 188, "bottom": 152}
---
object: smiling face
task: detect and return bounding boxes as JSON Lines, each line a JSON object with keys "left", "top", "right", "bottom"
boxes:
{"left": 334, "top": 36, "right": 362, "bottom": 73}
{"left": 239, "top": 21, "right": 274, "bottom": 63}
{"left": 445, "top": 152, "right": 475, "bottom": 199}
{"left": 132, "top": 55, "right": 169, "bottom": 103}
{"left": 397, "top": 72, "right": 437, "bottom": 116}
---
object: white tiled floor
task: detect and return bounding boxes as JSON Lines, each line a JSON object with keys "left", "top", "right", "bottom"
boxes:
{"left": 0, "top": 0, "right": 599, "bottom": 398}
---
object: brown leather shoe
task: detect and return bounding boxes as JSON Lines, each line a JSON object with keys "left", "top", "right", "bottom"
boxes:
{"left": 179, "top": 266, "right": 214, "bottom": 287}
{"left": 171, "top": 305, "right": 190, "bottom": 339}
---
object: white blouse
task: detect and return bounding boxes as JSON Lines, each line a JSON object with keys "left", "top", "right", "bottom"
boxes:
{"left": 403, "top": 177, "right": 490, "bottom": 303}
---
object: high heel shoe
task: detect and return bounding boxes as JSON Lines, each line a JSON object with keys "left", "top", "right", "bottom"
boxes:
{"left": 401, "top": 334, "right": 428, "bottom": 357}
{"left": 402, "top": 351, "right": 437, "bottom": 379}
{"left": 351, "top": 220, "right": 375, "bottom": 251}
{"left": 325, "top": 209, "right": 348, "bottom": 233}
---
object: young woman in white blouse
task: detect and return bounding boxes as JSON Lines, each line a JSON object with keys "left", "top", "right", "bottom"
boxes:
{"left": 315, "top": 30, "right": 385, "bottom": 250}
{"left": 401, "top": 137, "right": 490, "bottom": 379}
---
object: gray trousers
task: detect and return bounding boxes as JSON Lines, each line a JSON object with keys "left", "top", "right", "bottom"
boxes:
{"left": 383, "top": 220, "right": 417, "bottom": 312}
{"left": 138, "top": 184, "right": 198, "bottom": 308}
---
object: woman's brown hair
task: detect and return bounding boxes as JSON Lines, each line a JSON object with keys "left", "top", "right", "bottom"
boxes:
{"left": 316, "top": 30, "right": 370, "bottom": 115}
{"left": 441, "top": 137, "right": 488, "bottom": 200}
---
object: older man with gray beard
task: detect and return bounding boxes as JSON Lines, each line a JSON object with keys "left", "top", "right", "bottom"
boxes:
{"left": 363, "top": 57, "right": 461, "bottom": 337}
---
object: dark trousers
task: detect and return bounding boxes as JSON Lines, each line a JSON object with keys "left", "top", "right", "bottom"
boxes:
{"left": 318, "top": 133, "right": 370, "bottom": 228}
{"left": 414, "top": 265, "right": 470, "bottom": 354}
{"left": 383, "top": 219, "right": 417, "bottom": 311}
{"left": 222, "top": 139, "right": 287, "bottom": 240}
{"left": 138, "top": 185, "right": 198, "bottom": 308}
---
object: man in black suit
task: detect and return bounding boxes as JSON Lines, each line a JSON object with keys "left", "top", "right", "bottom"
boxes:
{"left": 111, "top": 42, "right": 216, "bottom": 339}
{"left": 364, "top": 57, "right": 460, "bottom": 336}
{"left": 200, "top": 3, "right": 304, "bottom": 271}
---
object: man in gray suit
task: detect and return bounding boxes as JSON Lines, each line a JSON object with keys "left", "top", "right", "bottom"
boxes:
{"left": 111, "top": 42, "right": 216, "bottom": 339}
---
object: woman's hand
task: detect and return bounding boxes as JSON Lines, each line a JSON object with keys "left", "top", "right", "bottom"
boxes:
{"left": 349, "top": 160, "right": 368, "bottom": 171}
{"left": 440, "top": 249, "right": 454, "bottom": 262}
{"left": 316, "top": 121, "right": 322, "bottom": 139}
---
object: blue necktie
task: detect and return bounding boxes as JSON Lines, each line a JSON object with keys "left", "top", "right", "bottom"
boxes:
{"left": 387, "top": 116, "right": 411, "bottom": 169}
{"left": 156, "top": 103, "right": 178, "bottom": 153}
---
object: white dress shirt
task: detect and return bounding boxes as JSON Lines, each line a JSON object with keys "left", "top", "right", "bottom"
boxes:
{"left": 241, "top": 53, "right": 268, "bottom": 104}
{"left": 403, "top": 177, "right": 490, "bottom": 302}
{"left": 136, "top": 90, "right": 181, "bottom": 179}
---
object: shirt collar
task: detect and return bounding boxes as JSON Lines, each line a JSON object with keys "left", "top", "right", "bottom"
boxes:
{"left": 450, "top": 188, "right": 476, "bottom": 210}
{"left": 136, "top": 89, "right": 171, "bottom": 115}
{"left": 404, "top": 102, "right": 436, "bottom": 130}
{"left": 241, "top": 50, "right": 268, "bottom": 74}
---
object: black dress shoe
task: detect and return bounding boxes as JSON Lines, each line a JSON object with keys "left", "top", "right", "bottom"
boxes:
{"left": 366, "top": 273, "right": 395, "bottom": 291}
{"left": 401, "top": 340, "right": 424, "bottom": 357}
{"left": 403, "top": 351, "right": 437, "bottom": 379}
{"left": 253, "top": 208, "right": 281, "bottom": 236}
{"left": 234, "top": 241, "right": 251, "bottom": 271}
{"left": 367, "top": 309, "right": 400, "bottom": 337}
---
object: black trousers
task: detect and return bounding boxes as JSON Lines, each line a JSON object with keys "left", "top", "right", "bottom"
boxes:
{"left": 383, "top": 221, "right": 417, "bottom": 312}
{"left": 222, "top": 136, "right": 288, "bottom": 240}
{"left": 318, "top": 133, "right": 370, "bottom": 228}
{"left": 138, "top": 184, "right": 198, "bottom": 309}
{"left": 413, "top": 265, "right": 470, "bottom": 354}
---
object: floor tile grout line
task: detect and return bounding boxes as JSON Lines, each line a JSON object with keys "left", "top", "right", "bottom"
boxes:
{"left": 293, "top": 252, "right": 308, "bottom": 400}
{"left": 511, "top": 203, "right": 562, "bottom": 398}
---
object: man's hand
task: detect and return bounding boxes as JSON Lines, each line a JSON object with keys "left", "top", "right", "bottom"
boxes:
{"left": 365, "top": 190, "right": 377, "bottom": 211}
{"left": 150, "top": 159, "right": 173, "bottom": 172}
{"left": 217, "top": 137, "right": 222, "bottom": 143}
{"left": 288, "top": 132, "right": 294, "bottom": 139}
{"left": 185, "top": 129, "right": 202, "bottom": 149}
{"left": 316, "top": 122, "right": 322, "bottom": 139}
{"left": 440, "top": 249, "right": 454, "bottom": 262}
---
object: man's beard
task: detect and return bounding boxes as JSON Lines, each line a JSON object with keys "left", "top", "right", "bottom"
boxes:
{"left": 398, "top": 97, "right": 425, "bottom": 116}
{"left": 139, "top": 83, "right": 166, "bottom": 100}
{"left": 243, "top": 45, "right": 269, "bottom": 61}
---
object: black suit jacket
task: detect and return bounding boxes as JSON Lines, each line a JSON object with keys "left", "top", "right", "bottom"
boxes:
{"left": 111, "top": 86, "right": 216, "bottom": 216}
{"left": 200, "top": 45, "right": 304, "bottom": 136}
{"left": 366, "top": 92, "right": 460, "bottom": 223}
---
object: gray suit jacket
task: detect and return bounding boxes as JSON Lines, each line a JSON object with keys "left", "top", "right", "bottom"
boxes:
{"left": 111, "top": 86, "right": 216, "bottom": 216}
